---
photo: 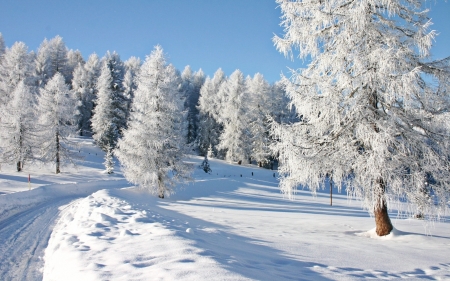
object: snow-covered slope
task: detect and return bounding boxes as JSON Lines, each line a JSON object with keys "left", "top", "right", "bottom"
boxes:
{"left": 0, "top": 137, "right": 132, "bottom": 280}
{"left": 44, "top": 152, "right": 450, "bottom": 280}
{"left": 1, "top": 137, "right": 449, "bottom": 280}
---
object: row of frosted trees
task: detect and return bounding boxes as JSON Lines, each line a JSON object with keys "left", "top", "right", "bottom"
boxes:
{"left": 0, "top": 33, "right": 294, "bottom": 177}
{"left": 0, "top": 35, "right": 81, "bottom": 173}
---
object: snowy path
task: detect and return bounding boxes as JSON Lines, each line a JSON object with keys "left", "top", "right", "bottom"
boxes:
{"left": 0, "top": 177, "right": 131, "bottom": 281}
{"left": 0, "top": 195, "right": 78, "bottom": 281}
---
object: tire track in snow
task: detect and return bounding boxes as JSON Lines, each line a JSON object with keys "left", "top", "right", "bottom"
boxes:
{"left": 0, "top": 196, "right": 80, "bottom": 281}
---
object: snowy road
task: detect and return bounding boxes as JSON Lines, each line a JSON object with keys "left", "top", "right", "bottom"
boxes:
{"left": 0, "top": 196, "right": 79, "bottom": 281}
{"left": 0, "top": 175, "right": 131, "bottom": 281}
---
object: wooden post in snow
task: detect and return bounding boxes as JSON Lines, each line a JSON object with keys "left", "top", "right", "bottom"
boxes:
{"left": 330, "top": 176, "right": 333, "bottom": 206}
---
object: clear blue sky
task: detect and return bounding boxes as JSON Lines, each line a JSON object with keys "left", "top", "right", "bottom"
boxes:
{"left": 0, "top": 0, "right": 449, "bottom": 83}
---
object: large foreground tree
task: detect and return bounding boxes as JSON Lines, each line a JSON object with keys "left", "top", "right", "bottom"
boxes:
{"left": 272, "top": 0, "right": 450, "bottom": 236}
{"left": 116, "top": 46, "right": 191, "bottom": 198}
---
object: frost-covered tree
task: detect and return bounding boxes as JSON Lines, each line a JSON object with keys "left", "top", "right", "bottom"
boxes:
{"left": 36, "top": 73, "right": 78, "bottom": 174}
{"left": 66, "top": 49, "right": 84, "bottom": 84}
{"left": 104, "top": 144, "right": 115, "bottom": 174}
{"left": 34, "top": 36, "right": 70, "bottom": 87}
{"left": 72, "top": 54, "right": 100, "bottom": 136}
{"left": 116, "top": 46, "right": 191, "bottom": 198}
{"left": 123, "top": 56, "right": 141, "bottom": 116}
{"left": 0, "top": 81, "right": 36, "bottom": 171}
{"left": 91, "top": 51, "right": 127, "bottom": 152}
{"left": 247, "top": 73, "right": 272, "bottom": 166}
{"left": 124, "top": 56, "right": 141, "bottom": 75}
{"left": 270, "top": 81, "right": 296, "bottom": 125}
{"left": 217, "top": 70, "right": 250, "bottom": 163}
{"left": 196, "top": 77, "right": 219, "bottom": 156}
{"left": 196, "top": 68, "right": 228, "bottom": 156}
{"left": 200, "top": 155, "right": 212, "bottom": 174}
{"left": 179, "top": 66, "right": 205, "bottom": 144}
{"left": 272, "top": 0, "right": 450, "bottom": 236}
{"left": 0, "top": 33, "right": 5, "bottom": 59}
{"left": 0, "top": 42, "right": 35, "bottom": 107}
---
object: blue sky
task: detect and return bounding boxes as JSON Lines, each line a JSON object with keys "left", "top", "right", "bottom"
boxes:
{"left": 0, "top": 0, "right": 449, "bottom": 83}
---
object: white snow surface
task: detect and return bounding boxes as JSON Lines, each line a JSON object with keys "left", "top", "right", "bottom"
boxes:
{"left": 1, "top": 137, "right": 449, "bottom": 280}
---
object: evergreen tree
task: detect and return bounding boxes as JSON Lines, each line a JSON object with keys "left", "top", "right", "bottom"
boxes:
{"left": 91, "top": 51, "right": 127, "bottom": 152}
{"left": 272, "top": 0, "right": 450, "bottom": 235}
{"left": 0, "top": 81, "right": 36, "bottom": 171}
{"left": 66, "top": 49, "right": 84, "bottom": 84}
{"left": 104, "top": 144, "right": 115, "bottom": 174}
{"left": 0, "top": 42, "right": 35, "bottom": 107}
{"left": 196, "top": 68, "right": 227, "bottom": 157}
{"left": 180, "top": 66, "right": 205, "bottom": 144}
{"left": 196, "top": 77, "right": 219, "bottom": 155}
{"left": 247, "top": 73, "right": 272, "bottom": 167}
{"left": 34, "top": 36, "right": 70, "bottom": 87}
{"left": 270, "top": 81, "right": 296, "bottom": 125}
{"left": 200, "top": 155, "right": 212, "bottom": 174}
{"left": 36, "top": 73, "right": 78, "bottom": 174}
{"left": 217, "top": 70, "right": 250, "bottom": 163}
{"left": 0, "top": 33, "right": 5, "bottom": 59}
{"left": 116, "top": 46, "right": 191, "bottom": 198}
{"left": 73, "top": 54, "right": 100, "bottom": 136}
{"left": 123, "top": 56, "right": 141, "bottom": 117}
{"left": 124, "top": 56, "right": 141, "bottom": 75}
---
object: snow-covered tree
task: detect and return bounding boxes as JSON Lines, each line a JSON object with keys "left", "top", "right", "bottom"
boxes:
{"left": 0, "top": 42, "right": 35, "bottom": 106}
{"left": 66, "top": 49, "right": 84, "bottom": 84}
{"left": 272, "top": 0, "right": 450, "bottom": 236}
{"left": 123, "top": 56, "right": 141, "bottom": 116}
{"left": 247, "top": 73, "right": 272, "bottom": 167}
{"left": 116, "top": 46, "right": 192, "bottom": 198}
{"left": 124, "top": 56, "right": 141, "bottom": 75}
{"left": 91, "top": 51, "right": 127, "bottom": 152}
{"left": 34, "top": 36, "right": 70, "bottom": 87}
{"left": 270, "top": 80, "right": 296, "bottom": 125}
{"left": 0, "top": 81, "right": 36, "bottom": 171}
{"left": 196, "top": 77, "right": 219, "bottom": 156}
{"left": 179, "top": 66, "right": 205, "bottom": 144}
{"left": 196, "top": 68, "right": 227, "bottom": 157}
{"left": 0, "top": 33, "right": 5, "bottom": 59}
{"left": 36, "top": 73, "right": 78, "bottom": 174}
{"left": 72, "top": 54, "right": 100, "bottom": 136}
{"left": 200, "top": 155, "right": 212, "bottom": 174}
{"left": 217, "top": 69, "right": 250, "bottom": 163}
{"left": 104, "top": 144, "right": 115, "bottom": 174}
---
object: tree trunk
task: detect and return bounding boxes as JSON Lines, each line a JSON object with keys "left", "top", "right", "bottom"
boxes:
{"left": 374, "top": 178, "right": 393, "bottom": 236}
{"left": 17, "top": 130, "right": 23, "bottom": 172}
{"left": 330, "top": 177, "right": 332, "bottom": 206}
{"left": 157, "top": 172, "right": 164, "bottom": 199}
{"left": 56, "top": 132, "right": 60, "bottom": 174}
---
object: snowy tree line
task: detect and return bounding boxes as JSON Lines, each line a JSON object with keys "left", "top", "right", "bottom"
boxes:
{"left": 0, "top": 33, "right": 294, "bottom": 178}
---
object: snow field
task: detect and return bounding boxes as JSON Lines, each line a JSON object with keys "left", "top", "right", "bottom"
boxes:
{"left": 43, "top": 155, "right": 450, "bottom": 280}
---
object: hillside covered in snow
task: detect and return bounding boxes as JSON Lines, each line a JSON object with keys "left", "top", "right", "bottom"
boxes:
{"left": 0, "top": 137, "right": 449, "bottom": 280}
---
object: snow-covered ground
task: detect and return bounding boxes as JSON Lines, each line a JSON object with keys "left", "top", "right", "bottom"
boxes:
{"left": 1, "top": 137, "right": 449, "bottom": 280}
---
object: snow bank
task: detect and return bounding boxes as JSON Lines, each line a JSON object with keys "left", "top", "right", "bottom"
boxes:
{"left": 43, "top": 189, "right": 247, "bottom": 281}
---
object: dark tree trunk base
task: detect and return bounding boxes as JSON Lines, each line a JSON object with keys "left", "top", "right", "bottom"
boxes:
{"left": 17, "top": 161, "right": 22, "bottom": 172}
{"left": 374, "top": 204, "right": 393, "bottom": 236}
